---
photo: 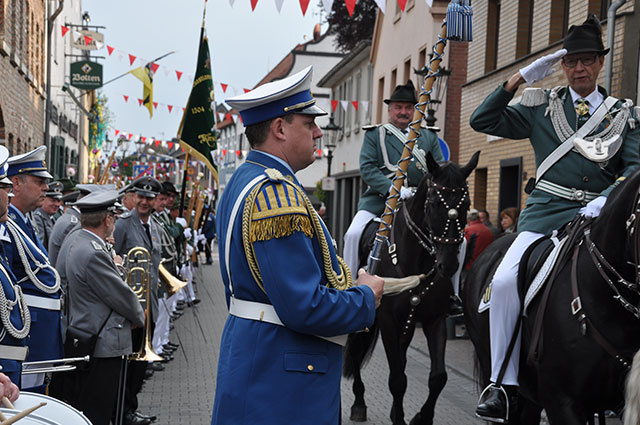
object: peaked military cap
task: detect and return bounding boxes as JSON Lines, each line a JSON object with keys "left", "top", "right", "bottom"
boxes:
{"left": 564, "top": 14, "right": 610, "bottom": 56}
{"left": 73, "top": 189, "right": 124, "bottom": 214}
{"left": 0, "top": 146, "right": 12, "bottom": 185}
{"left": 46, "top": 181, "right": 64, "bottom": 199}
{"left": 7, "top": 146, "right": 53, "bottom": 179}
{"left": 57, "top": 177, "right": 76, "bottom": 193}
{"left": 76, "top": 183, "right": 110, "bottom": 195}
{"left": 131, "top": 176, "right": 162, "bottom": 198}
{"left": 385, "top": 80, "right": 417, "bottom": 105}
{"left": 227, "top": 66, "right": 327, "bottom": 126}
{"left": 161, "top": 181, "right": 178, "bottom": 195}
{"left": 61, "top": 190, "right": 81, "bottom": 204}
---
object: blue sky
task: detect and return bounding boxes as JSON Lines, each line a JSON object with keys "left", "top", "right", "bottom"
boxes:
{"left": 83, "top": 0, "right": 329, "bottom": 144}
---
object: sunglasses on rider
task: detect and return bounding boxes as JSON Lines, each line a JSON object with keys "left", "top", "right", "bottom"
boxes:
{"left": 562, "top": 54, "right": 600, "bottom": 68}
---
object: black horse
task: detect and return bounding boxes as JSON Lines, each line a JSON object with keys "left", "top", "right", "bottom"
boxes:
{"left": 343, "top": 151, "right": 479, "bottom": 425}
{"left": 463, "top": 168, "right": 640, "bottom": 424}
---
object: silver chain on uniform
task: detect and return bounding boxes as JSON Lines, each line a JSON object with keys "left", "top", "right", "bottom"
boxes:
{"left": 6, "top": 219, "right": 61, "bottom": 294}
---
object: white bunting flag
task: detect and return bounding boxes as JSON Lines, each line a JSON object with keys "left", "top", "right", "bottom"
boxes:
{"left": 321, "top": 0, "right": 334, "bottom": 14}
{"left": 232, "top": 114, "right": 239, "bottom": 124}
{"left": 425, "top": 0, "right": 433, "bottom": 7}
{"left": 275, "top": 0, "right": 285, "bottom": 12}
{"left": 218, "top": 112, "right": 225, "bottom": 122}
{"left": 361, "top": 100, "right": 369, "bottom": 115}
{"left": 374, "top": 0, "right": 386, "bottom": 14}
{"left": 229, "top": 0, "right": 236, "bottom": 6}
{"left": 340, "top": 100, "right": 349, "bottom": 112}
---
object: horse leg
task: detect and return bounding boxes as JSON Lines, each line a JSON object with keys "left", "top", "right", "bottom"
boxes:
{"left": 350, "top": 367, "right": 367, "bottom": 422}
{"left": 409, "top": 318, "right": 447, "bottom": 425}
{"left": 380, "top": 322, "right": 415, "bottom": 425}
{"left": 544, "top": 397, "right": 588, "bottom": 425}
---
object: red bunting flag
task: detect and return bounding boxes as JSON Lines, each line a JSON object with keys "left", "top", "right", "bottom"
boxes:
{"left": 222, "top": 149, "right": 227, "bottom": 156}
{"left": 236, "top": 150, "right": 241, "bottom": 157}
{"left": 352, "top": 101, "right": 359, "bottom": 111}
{"left": 317, "top": 149, "right": 322, "bottom": 156}
{"left": 300, "top": 0, "right": 310, "bottom": 15}
{"left": 61, "top": 26, "right": 70, "bottom": 37}
{"left": 141, "top": 137, "right": 146, "bottom": 143}
{"left": 155, "top": 140, "right": 161, "bottom": 147}
{"left": 397, "top": 0, "right": 407, "bottom": 11}
{"left": 345, "top": 0, "right": 357, "bottom": 16}
{"left": 331, "top": 100, "right": 339, "bottom": 112}
{"left": 168, "top": 142, "right": 174, "bottom": 150}
{"left": 220, "top": 83, "right": 228, "bottom": 93}
{"left": 150, "top": 62, "right": 159, "bottom": 74}
{"left": 107, "top": 45, "right": 114, "bottom": 56}
{"left": 84, "top": 35, "right": 93, "bottom": 45}
{"left": 167, "top": 105, "right": 173, "bottom": 113}
{"left": 128, "top": 133, "right": 133, "bottom": 140}
{"left": 128, "top": 54, "right": 136, "bottom": 66}
{"left": 115, "top": 130, "right": 120, "bottom": 136}
{"left": 123, "top": 95, "right": 129, "bottom": 102}
{"left": 226, "top": 113, "right": 232, "bottom": 122}
{"left": 250, "top": 0, "right": 258, "bottom": 10}
{"left": 244, "top": 88, "right": 251, "bottom": 93}
{"left": 138, "top": 99, "right": 144, "bottom": 106}
{"left": 153, "top": 102, "right": 158, "bottom": 109}
{"left": 176, "top": 70, "right": 183, "bottom": 81}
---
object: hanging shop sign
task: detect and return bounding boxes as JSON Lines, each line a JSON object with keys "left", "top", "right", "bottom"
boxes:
{"left": 70, "top": 61, "right": 103, "bottom": 89}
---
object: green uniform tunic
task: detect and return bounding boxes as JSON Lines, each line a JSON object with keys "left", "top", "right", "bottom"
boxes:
{"left": 470, "top": 84, "right": 640, "bottom": 235}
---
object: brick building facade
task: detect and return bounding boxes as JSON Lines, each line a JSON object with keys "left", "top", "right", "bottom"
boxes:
{"left": 459, "top": 0, "right": 640, "bottom": 223}
{"left": 0, "top": 0, "right": 46, "bottom": 155}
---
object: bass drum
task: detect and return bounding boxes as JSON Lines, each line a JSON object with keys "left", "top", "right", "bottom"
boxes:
{"left": 0, "top": 392, "right": 92, "bottom": 424}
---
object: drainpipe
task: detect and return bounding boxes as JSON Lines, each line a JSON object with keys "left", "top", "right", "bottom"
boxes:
{"left": 605, "top": 0, "right": 627, "bottom": 94}
{"left": 45, "top": 0, "right": 64, "bottom": 169}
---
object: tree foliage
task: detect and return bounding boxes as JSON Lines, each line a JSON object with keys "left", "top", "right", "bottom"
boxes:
{"left": 326, "top": 0, "right": 377, "bottom": 53}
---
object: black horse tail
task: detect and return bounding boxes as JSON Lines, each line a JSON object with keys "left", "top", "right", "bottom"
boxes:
{"left": 624, "top": 349, "right": 640, "bottom": 425}
{"left": 342, "top": 319, "right": 380, "bottom": 379}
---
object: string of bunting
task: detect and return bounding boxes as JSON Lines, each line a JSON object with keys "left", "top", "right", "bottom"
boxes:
{"left": 226, "top": 0, "right": 435, "bottom": 17}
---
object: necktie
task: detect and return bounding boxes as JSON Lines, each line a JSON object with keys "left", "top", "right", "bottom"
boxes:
{"left": 143, "top": 223, "right": 152, "bottom": 246}
{"left": 575, "top": 98, "right": 590, "bottom": 128}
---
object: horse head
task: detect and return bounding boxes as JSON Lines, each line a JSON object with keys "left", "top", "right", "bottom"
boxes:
{"left": 410, "top": 151, "right": 480, "bottom": 279}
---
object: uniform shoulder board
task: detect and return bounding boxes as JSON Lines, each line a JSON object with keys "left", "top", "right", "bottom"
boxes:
{"left": 520, "top": 88, "right": 547, "bottom": 107}
{"left": 70, "top": 216, "right": 78, "bottom": 224}
{"left": 248, "top": 180, "right": 312, "bottom": 242}
{"left": 362, "top": 124, "right": 381, "bottom": 131}
{"left": 119, "top": 211, "right": 132, "bottom": 219}
{"left": 91, "top": 240, "right": 103, "bottom": 251}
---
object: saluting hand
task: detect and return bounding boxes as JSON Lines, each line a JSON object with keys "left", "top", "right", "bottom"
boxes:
{"left": 356, "top": 269, "right": 384, "bottom": 308}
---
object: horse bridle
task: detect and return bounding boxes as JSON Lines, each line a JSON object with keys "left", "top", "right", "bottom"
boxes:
{"left": 424, "top": 180, "right": 469, "bottom": 245}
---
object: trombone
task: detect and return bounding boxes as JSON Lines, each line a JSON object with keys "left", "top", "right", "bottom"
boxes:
{"left": 20, "top": 356, "right": 90, "bottom": 375}
{"left": 123, "top": 246, "right": 163, "bottom": 362}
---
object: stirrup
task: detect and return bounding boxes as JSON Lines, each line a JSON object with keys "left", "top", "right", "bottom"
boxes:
{"left": 475, "top": 383, "right": 509, "bottom": 424}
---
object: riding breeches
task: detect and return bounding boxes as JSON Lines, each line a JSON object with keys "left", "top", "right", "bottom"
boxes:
{"left": 489, "top": 231, "right": 544, "bottom": 386}
{"left": 343, "top": 210, "right": 377, "bottom": 275}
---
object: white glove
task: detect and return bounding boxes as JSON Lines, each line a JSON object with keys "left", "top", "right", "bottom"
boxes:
{"left": 519, "top": 48, "right": 567, "bottom": 84}
{"left": 197, "top": 233, "right": 206, "bottom": 243}
{"left": 184, "top": 228, "right": 193, "bottom": 239}
{"left": 186, "top": 244, "right": 194, "bottom": 256}
{"left": 175, "top": 217, "right": 187, "bottom": 228}
{"left": 579, "top": 196, "right": 607, "bottom": 218}
{"left": 389, "top": 184, "right": 414, "bottom": 201}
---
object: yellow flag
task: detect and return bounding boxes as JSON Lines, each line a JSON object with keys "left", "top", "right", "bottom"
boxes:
{"left": 130, "top": 65, "right": 154, "bottom": 118}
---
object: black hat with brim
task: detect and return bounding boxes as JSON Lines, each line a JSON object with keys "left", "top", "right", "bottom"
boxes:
{"left": 384, "top": 80, "right": 418, "bottom": 105}
{"left": 563, "top": 14, "right": 610, "bottom": 55}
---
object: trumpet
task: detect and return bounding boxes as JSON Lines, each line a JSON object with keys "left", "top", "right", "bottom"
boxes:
{"left": 123, "top": 247, "right": 163, "bottom": 362}
{"left": 159, "top": 264, "right": 187, "bottom": 297}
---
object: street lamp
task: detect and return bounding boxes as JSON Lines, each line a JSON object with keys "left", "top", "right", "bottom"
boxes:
{"left": 322, "top": 114, "right": 340, "bottom": 177}
{"left": 414, "top": 55, "right": 451, "bottom": 131}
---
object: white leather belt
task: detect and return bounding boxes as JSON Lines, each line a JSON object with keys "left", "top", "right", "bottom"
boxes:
{"left": 0, "top": 345, "right": 28, "bottom": 361}
{"left": 23, "top": 294, "right": 61, "bottom": 311}
{"left": 228, "top": 297, "right": 348, "bottom": 346}
{"left": 536, "top": 179, "right": 600, "bottom": 204}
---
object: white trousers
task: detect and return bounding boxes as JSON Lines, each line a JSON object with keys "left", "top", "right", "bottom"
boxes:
{"left": 451, "top": 237, "right": 466, "bottom": 297}
{"left": 343, "top": 210, "right": 377, "bottom": 275}
{"left": 180, "top": 263, "right": 196, "bottom": 302}
{"left": 489, "top": 231, "right": 544, "bottom": 385}
{"left": 153, "top": 294, "right": 171, "bottom": 355}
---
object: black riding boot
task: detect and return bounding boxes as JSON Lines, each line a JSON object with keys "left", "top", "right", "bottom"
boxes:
{"left": 475, "top": 383, "right": 518, "bottom": 423}
{"left": 447, "top": 295, "right": 464, "bottom": 317}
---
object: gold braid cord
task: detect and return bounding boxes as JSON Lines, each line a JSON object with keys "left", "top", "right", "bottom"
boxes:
{"left": 241, "top": 169, "right": 352, "bottom": 294}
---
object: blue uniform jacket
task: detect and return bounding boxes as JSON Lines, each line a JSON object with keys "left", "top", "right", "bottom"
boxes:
{"left": 3, "top": 205, "right": 63, "bottom": 364}
{"left": 212, "top": 150, "right": 376, "bottom": 425}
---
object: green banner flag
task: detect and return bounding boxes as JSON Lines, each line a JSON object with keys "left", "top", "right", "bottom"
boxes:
{"left": 178, "top": 32, "right": 218, "bottom": 183}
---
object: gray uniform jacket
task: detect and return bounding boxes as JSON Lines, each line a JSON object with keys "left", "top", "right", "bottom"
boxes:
{"left": 61, "top": 229, "right": 144, "bottom": 358}
{"left": 48, "top": 208, "right": 81, "bottom": 268}
{"left": 32, "top": 208, "right": 54, "bottom": 250}
{"left": 113, "top": 209, "right": 162, "bottom": 322}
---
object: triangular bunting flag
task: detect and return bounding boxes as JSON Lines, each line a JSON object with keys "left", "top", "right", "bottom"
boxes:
{"left": 115, "top": 130, "right": 120, "bottom": 136}
{"left": 163, "top": 67, "right": 171, "bottom": 77}
{"left": 141, "top": 137, "right": 146, "bottom": 143}
{"left": 168, "top": 105, "right": 173, "bottom": 113}
{"left": 340, "top": 100, "right": 349, "bottom": 112}
{"left": 321, "top": 0, "right": 334, "bottom": 14}
{"left": 251, "top": 0, "right": 259, "bottom": 10}
{"left": 275, "top": 0, "right": 285, "bottom": 12}
{"left": 397, "top": 0, "right": 407, "bottom": 11}
{"left": 352, "top": 101, "right": 359, "bottom": 111}
{"left": 128, "top": 54, "right": 136, "bottom": 66}
{"left": 153, "top": 102, "right": 158, "bottom": 109}
{"left": 361, "top": 100, "right": 369, "bottom": 114}
{"left": 95, "top": 41, "right": 104, "bottom": 50}
{"left": 236, "top": 150, "right": 241, "bottom": 157}
{"left": 168, "top": 142, "right": 174, "bottom": 150}
{"left": 155, "top": 140, "right": 161, "bottom": 147}
{"left": 221, "top": 83, "right": 228, "bottom": 93}
{"left": 107, "top": 45, "right": 115, "bottom": 55}
{"left": 61, "top": 26, "right": 70, "bottom": 37}
{"left": 150, "top": 62, "right": 159, "bottom": 74}
{"left": 118, "top": 51, "right": 125, "bottom": 62}
{"left": 345, "top": 0, "right": 357, "bottom": 16}
{"left": 299, "top": 0, "right": 310, "bottom": 15}
{"left": 84, "top": 35, "right": 93, "bottom": 45}
{"left": 123, "top": 95, "right": 129, "bottom": 102}
{"left": 176, "top": 70, "right": 183, "bottom": 81}
{"left": 331, "top": 100, "right": 339, "bottom": 112}
{"left": 128, "top": 133, "right": 133, "bottom": 140}
{"left": 218, "top": 112, "right": 225, "bottom": 122}
{"left": 225, "top": 113, "right": 232, "bottom": 122}
{"left": 138, "top": 98, "right": 144, "bottom": 106}
{"left": 232, "top": 114, "right": 238, "bottom": 123}
{"left": 244, "top": 88, "right": 251, "bottom": 93}
{"left": 425, "top": 0, "right": 433, "bottom": 7}
{"left": 229, "top": 0, "right": 235, "bottom": 6}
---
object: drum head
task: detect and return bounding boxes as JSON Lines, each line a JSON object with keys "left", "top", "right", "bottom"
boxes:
{"left": 2, "top": 392, "right": 92, "bottom": 425}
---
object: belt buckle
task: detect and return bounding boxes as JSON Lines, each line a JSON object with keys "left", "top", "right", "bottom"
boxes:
{"left": 572, "top": 189, "right": 586, "bottom": 202}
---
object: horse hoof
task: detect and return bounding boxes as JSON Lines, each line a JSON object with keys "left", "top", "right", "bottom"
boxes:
{"left": 350, "top": 405, "right": 367, "bottom": 422}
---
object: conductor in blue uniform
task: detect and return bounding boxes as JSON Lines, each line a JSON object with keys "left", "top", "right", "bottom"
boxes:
{"left": 212, "top": 66, "right": 384, "bottom": 425}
